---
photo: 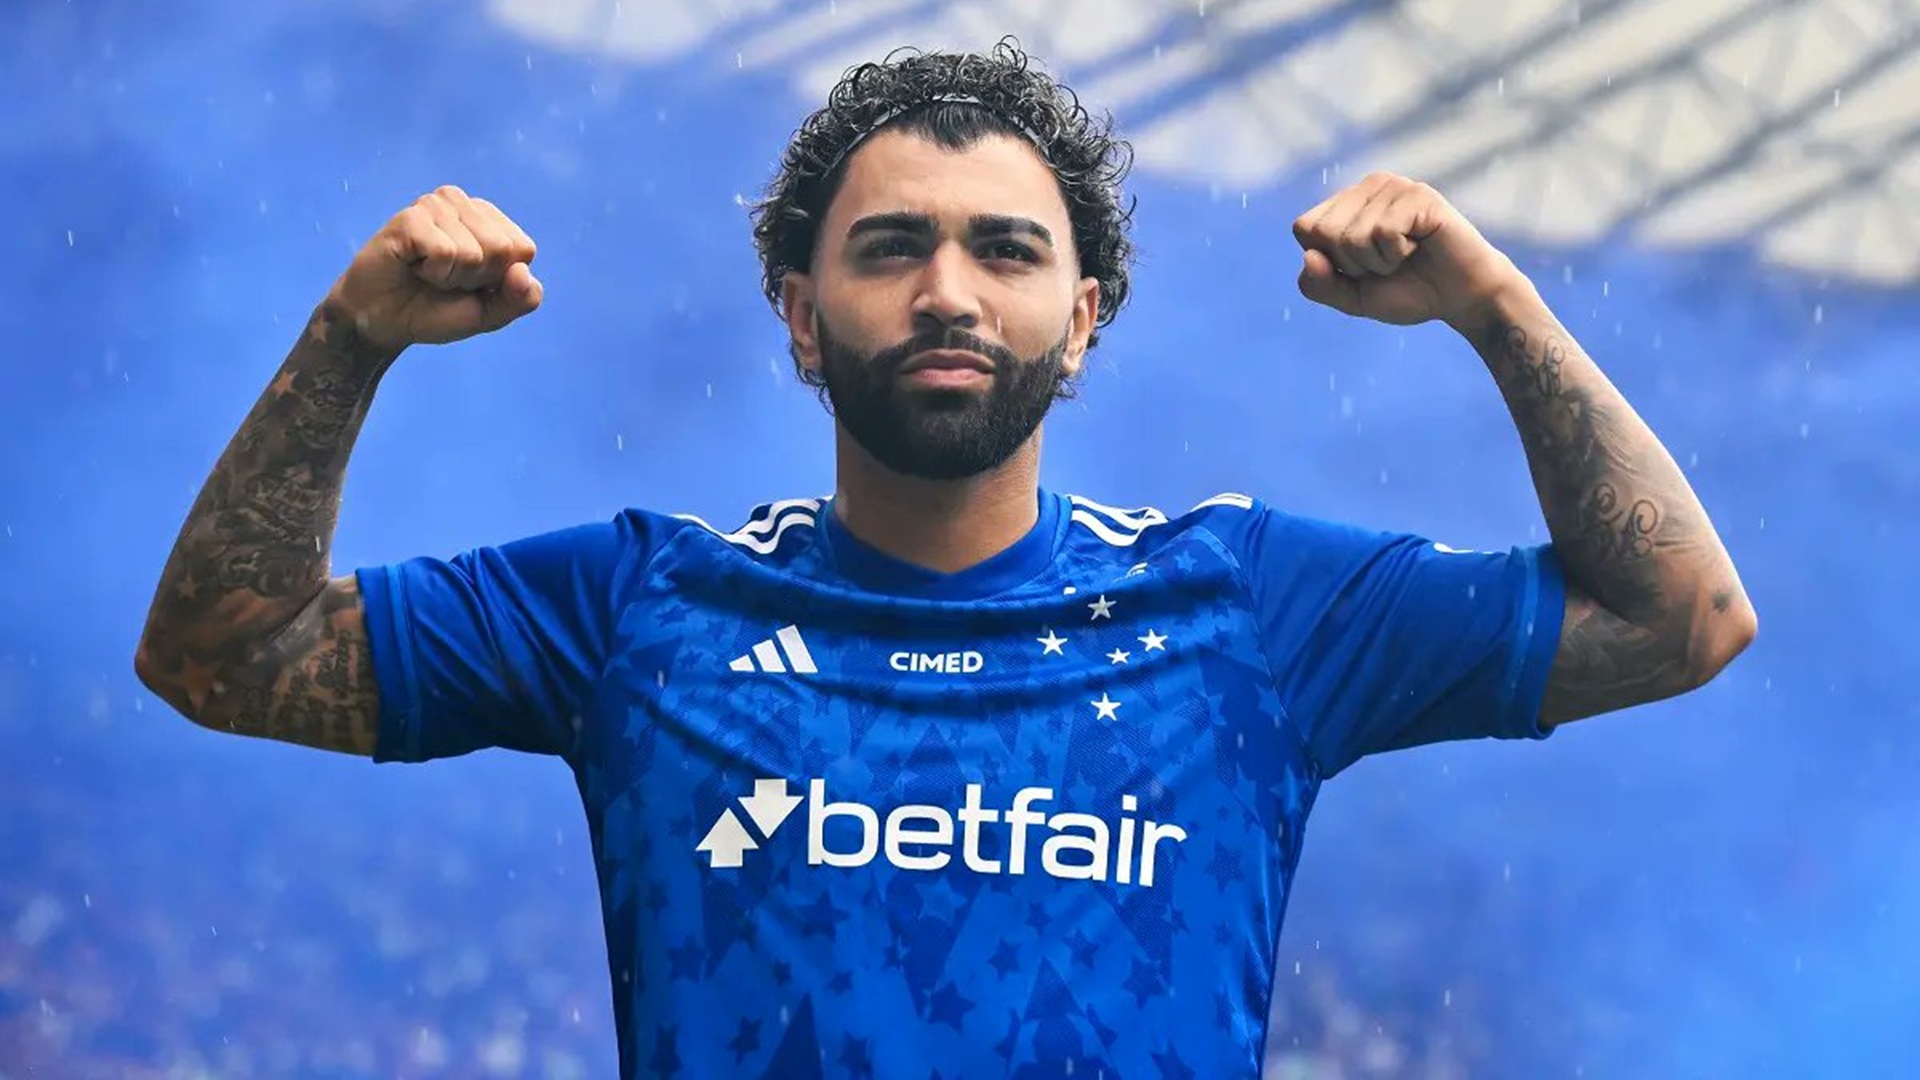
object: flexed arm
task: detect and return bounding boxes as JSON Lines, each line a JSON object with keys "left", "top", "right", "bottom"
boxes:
{"left": 135, "top": 187, "right": 543, "bottom": 753}
{"left": 1290, "top": 172, "right": 1757, "bottom": 727}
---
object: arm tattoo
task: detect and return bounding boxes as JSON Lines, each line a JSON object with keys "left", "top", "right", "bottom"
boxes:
{"left": 1470, "top": 299, "right": 1753, "bottom": 724}
{"left": 136, "top": 305, "right": 400, "bottom": 754}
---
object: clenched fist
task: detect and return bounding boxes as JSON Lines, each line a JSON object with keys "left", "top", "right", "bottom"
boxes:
{"left": 1291, "top": 172, "right": 1528, "bottom": 331}
{"left": 326, "top": 186, "right": 542, "bottom": 351}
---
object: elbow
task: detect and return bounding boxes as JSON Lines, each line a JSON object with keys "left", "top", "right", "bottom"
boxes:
{"left": 133, "top": 631, "right": 212, "bottom": 726}
{"left": 1689, "top": 594, "right": 1758, "bottom": 687}
{"left": 133, "top": 635, "right": 163, "bottom": 694}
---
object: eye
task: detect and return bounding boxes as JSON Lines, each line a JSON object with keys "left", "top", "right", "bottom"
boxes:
{"left": 861, "top": 236, "right": 920, "bottom": 260}
{"left": 982, "top": 240, "right": 1037, "bottom": 264}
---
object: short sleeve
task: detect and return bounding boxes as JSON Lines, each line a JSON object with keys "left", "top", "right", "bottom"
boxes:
{"left": 353, "top": 512, "right": 659, "bottom": 765}
{"left": 1207, "top": 501, "right": 1566, "bottom": 780}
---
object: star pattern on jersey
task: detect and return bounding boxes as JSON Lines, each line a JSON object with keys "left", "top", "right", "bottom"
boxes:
{"left": 1029, "top": 572, "right": 1181, "bottom": 730}
{"left": 590, "top": 514, "right": 1333, "bottom": 1077}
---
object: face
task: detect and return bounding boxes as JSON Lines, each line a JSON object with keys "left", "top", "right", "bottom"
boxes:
{"left": 782, "top": 128, "right": 1100, "bottom": 481}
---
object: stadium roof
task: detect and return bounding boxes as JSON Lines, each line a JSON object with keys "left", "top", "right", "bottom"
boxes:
{"left": 493, "top": 0, "right": 1920, "bottom": 285}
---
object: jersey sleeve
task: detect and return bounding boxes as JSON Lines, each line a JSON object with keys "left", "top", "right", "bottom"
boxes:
{"left": 1205, "top": 499, "right": 1567, "bottom": 780}
{"left": 352, "top": 511, "right": 660, "bottom": 765}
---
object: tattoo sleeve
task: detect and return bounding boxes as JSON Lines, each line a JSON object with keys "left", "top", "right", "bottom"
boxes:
{"left": 135, "top": 302, "right": 402, "bottom": 754}
{"left": 1463, "top": 288, "right": 1754, "bottom": 725}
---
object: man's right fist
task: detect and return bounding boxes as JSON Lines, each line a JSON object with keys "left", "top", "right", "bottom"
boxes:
{"left": 326, "top": 186, "right": 542, "bottom": 351}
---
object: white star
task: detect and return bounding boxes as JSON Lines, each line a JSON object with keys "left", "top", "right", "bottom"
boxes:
{"left": 1037, "top": 629, "right": 1067, "bottom": 656}
{"left": 1091, "top": 693, "right": 1122, "bottom": 721}
{"left": 1107, "top": 649, "right": 1130, "bottom": 665}
{"left": 1088, "top": 595, "right": 1115, "bottom": 620}
{"left": 1138, "top": 629, "right": 1168, "bottom": 652}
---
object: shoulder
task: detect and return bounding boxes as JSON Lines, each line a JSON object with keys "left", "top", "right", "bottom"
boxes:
{"left": 1057, "top": 489, "right": 1435, "bottom": 578}
{"left": 1057, "top": 491, "right": 1275, "bottom": 572}
{"left": 644, "top": 495, "right": 829, "bottom": 560}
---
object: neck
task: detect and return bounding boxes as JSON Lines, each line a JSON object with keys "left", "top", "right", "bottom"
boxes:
{"left": 831, "top": 428, "right": 1044, "bottom": 575}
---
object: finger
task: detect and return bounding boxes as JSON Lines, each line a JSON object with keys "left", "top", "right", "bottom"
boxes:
{"left": 1343, "top": 186, "right": 1417, "bottom": 277}
{"left": 1298, "top": 248, "right": 1364, "bottom": 316}
{"left": 1291, "top": 191, "right": 1341, "bottom": 251}
{"left": 452, "top": 197, "right": 520, "bottom": 287}
{"left": 418, "top": 193, "right": 490, "bottom": 291}
{"left": 1297, "top": 188, "right": 1381, "bottom": 278}
{"left": 1292, "top": 169, "right": 1395, "bottom": 240}
{"left": 471, "top": 198, "right": 538, "bottom": 267}
{"left": 385, "top": 206, "right": 466, "bottom": 289}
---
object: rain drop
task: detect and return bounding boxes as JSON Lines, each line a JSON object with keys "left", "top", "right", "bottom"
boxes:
{"left": 615, "top": 434, "right": 624, "bottom": 451}
{"left": 1813, "top": 304, "right": 1823, "bottom": 325}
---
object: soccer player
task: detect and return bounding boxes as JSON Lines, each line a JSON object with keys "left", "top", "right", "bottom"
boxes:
{"left": 136, "top": 39, "right": 1755, "bottom": 1079}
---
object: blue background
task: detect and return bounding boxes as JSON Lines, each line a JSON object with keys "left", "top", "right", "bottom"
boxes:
{"left": 4, "top": 2, "right": 1914, "bottom": 1076}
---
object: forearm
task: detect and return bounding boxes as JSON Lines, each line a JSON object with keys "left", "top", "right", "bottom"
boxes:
{"left": 1456, "top": 285, "right": 1755, "bottom": 678}
{"left": 135, "top": 301, "right": 399, "bottom": 714}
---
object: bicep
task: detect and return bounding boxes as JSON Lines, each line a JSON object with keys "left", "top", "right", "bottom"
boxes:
{"left": 209, "top": 576, "right": 381, "bottom": 757}
{"left": 1538, "top": 582, "right": 1694, "bottom": 729}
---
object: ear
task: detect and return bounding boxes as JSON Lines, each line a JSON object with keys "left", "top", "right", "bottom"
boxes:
{"left": 1061, "top": 277, "right": 1101, "bottom": 378}
{"left": 782, "top": 272, "right": 821, "bottom": 378}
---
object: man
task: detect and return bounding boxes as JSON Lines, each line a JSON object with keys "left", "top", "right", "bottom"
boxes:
{"left": 136, "top": 39, "right": 1754, "bottom": 1079}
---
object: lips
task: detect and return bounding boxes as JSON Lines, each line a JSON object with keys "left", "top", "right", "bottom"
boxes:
{"left": 899, "top": 348, "right": 996, "bottom": 375}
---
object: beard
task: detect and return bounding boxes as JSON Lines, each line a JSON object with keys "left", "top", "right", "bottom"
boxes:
{"left": 813, "top": 315, "right": 1073, "bottom": 481}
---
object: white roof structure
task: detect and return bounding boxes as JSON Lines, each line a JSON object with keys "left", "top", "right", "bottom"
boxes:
{"left": 493, "top": 0, "right": 1920, "bottom": 286}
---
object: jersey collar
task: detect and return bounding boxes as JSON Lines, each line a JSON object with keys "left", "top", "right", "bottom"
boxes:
{"left": 820, "top": 488, "right": 1064, "bottom": 601}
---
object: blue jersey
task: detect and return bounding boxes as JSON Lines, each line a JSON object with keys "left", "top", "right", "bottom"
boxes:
{"left": 355, "top": 489, "right": 1565, "bottom": 1078}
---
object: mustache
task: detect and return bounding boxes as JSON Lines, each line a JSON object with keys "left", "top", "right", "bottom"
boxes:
{"left": 870, "top": 328, "right": 1020, "bottom": 372}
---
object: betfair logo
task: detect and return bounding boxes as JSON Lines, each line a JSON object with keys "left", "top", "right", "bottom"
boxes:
{"left": 697, "top": 779, "right": 1189, "bottom": 888}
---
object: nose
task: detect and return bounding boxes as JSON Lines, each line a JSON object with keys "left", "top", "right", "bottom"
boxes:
{"left": 909, "top": 242, "right": 982, "bottom": 332}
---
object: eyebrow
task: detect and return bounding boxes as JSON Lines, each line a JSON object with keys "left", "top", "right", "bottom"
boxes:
{"left": 846, "top": 212, "right": 1055, "bottom": 249}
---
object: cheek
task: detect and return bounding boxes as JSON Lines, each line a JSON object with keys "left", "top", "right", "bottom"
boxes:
{"left": 818, "top": 291, "right": 901, "bottom": 351}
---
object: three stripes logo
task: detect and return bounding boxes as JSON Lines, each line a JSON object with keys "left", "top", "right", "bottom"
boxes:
{"left": 728, "top": 625, "right": 818, "bottom": 674}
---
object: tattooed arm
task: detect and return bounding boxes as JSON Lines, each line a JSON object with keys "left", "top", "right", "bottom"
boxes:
{"left": 1459, "top": 285, "right": 1758, "bottom": 727}
{"left": 134, "top": 186, "right": 544, "bottom": 754}
{"left": 133, "top": 309, "right": 396, "bottom": 754}
{"left": 1292, "top": 172, "right": 1756, "bottom": 730}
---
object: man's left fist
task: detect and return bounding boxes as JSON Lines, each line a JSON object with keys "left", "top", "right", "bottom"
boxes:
{"left": 1291, "top": 172, "right": 1530, "bottom": 331}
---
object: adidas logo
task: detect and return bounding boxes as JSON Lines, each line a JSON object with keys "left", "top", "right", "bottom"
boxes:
{"left": 727, "top": 625, "right": 817, "bottom": 674}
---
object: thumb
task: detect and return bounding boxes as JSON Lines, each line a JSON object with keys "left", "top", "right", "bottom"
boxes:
{"left": 481, "top": 262, "right": 543, "bottom": 330}
{"left": 1297, "top": 248, "right": 1363, "bottom": 316}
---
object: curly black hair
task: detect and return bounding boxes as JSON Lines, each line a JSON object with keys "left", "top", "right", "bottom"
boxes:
{"left": 749, "top": 37, "right": 1137, "bottom": 387}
